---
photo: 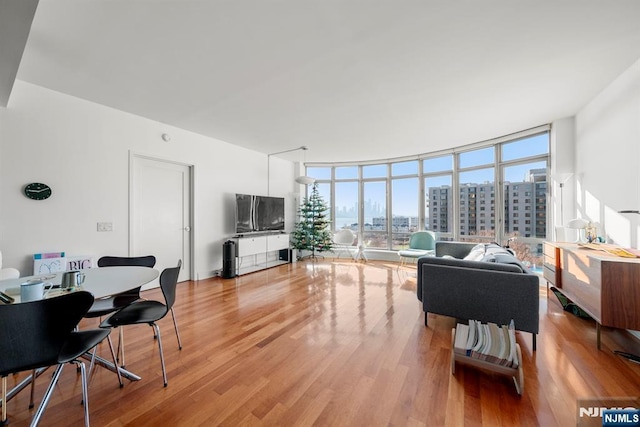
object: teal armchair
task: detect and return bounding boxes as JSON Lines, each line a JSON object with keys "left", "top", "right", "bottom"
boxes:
{"left": 398, "top": 231, "right": 436, "bottom": 268}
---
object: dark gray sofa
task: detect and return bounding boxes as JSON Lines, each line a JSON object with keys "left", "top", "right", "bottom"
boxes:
{"left": 417, "top": 241, "right": 539, "bottom": 349}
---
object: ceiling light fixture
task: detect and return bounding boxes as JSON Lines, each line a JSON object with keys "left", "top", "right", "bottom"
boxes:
{"left": 295, "top": 175, "right": 316, "bottom": 185}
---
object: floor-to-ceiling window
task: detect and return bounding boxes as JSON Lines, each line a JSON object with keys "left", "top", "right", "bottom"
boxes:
{"left": 362, "top": 164, "right": 387, "bottom": 249}
{"left": 499, "top": 133, "right": 550, "bottom": 267}
{"left": 458, "top": 146, "right": 496, "bottom": 243}
{"left": 305, "top": 166, "right": 332, "bottom": 225}
{"left": 391, "top": 160, "right": 419, "bottom": 250}
{"left": 305, "top": 126, "right": 549, "bottom": 269}
{"left": 423, "top": 155, "right": 453, "bottom": 240}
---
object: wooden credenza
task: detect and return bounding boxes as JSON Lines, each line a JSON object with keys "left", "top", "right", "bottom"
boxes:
{"left": 543, "top": 242, "right": 561, "bottom": 288}
{"left": 543, "top": 242, "right": 640, "bottom": 348}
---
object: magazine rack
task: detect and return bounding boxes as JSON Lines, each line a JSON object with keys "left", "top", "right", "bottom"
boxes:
{"left": 450, "top": 327, "right": 524, "bottom": 395}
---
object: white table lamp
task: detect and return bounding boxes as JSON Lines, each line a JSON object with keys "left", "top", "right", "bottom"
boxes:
{"left": 566, "top": 218, "right": 589, "bottom": 243}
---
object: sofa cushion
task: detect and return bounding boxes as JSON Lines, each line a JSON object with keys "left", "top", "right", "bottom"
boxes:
{"left": 434, "top": 241, "right": 477, "bottom": 259}
{"left": 482, "top": 252, "right": 528, "bottom": 273}
{"left": 463, "top": 243, "right": 527, "bottom": 272}
{"left": 421, "top": 255, "right": 524, "bottom": 274}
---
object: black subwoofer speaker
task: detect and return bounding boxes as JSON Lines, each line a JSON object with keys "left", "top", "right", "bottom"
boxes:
{"left": 222, "top": 240, "right": 236, "bottom": 278}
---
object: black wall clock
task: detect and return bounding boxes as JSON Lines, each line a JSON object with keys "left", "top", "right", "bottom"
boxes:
{"left": 24, "top": 183, "right": 52, "bottom": 200}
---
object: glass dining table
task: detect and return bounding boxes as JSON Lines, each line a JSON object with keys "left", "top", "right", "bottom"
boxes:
{"left": 0, "top": 266, "right": 159, "bottom": 402}
{"left": 0, "top": 266, "right": 159, "bottom": 302}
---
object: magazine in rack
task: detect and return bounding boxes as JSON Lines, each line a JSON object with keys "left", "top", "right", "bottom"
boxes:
{"left": 451, "top": 319, "right": 524, "bottom": 395}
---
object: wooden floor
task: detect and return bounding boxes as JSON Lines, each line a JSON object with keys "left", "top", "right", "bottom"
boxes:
{"left": 4, "top": 259, "right": 640, "bottom": 426}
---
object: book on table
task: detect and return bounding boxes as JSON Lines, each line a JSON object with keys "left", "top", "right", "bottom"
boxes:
{"left": 454, "top": 319, "right": 518, "bottom": 368}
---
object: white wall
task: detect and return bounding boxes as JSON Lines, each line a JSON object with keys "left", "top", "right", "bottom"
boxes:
{"left": 0, "top": 81, "right": 298, "bottom": 279}
{"left": 573, "top": 58, "right": 640, "bottom": 248}
{"left": 570, "top": 58, "right": 640, "bottom": 340}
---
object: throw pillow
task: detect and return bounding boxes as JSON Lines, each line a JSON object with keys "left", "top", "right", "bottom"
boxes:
{"left": 463, "top": 243, "right": 527, "bottom": 272}
{"left": 463, "top": 244, "right": 487, "bottom": 261}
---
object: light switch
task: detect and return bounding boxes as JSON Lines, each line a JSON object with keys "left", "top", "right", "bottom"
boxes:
{"left": 97, "top": 222, "right": 113, "bottom": 232}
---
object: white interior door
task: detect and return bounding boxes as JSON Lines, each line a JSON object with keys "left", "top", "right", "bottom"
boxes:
{"left": 131, "top": 155, "right": 192, "bottom": 285}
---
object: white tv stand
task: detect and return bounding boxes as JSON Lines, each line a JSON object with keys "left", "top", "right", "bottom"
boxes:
{"left": 232, "top": 232, "right": 291, "bottom": 275}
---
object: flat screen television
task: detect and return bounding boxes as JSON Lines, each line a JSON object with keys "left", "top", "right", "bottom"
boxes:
{"left": 235, "top": 194, "right": 285, "bottom": 234}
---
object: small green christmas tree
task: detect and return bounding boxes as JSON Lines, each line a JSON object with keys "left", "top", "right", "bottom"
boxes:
{"left": 291, "top": 183, "right": 333, "bottom": 259}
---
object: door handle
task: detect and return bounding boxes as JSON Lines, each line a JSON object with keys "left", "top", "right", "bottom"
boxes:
{"left": 184, "top": 226, "right": 191, "bottom": 232}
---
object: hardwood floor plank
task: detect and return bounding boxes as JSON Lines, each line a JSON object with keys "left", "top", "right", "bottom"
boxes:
{"left": 443, "top": 370, "right": 465, "bottom": 427}
{"left": 4, "top": 260, "right": 640, "bottom": 426}
{"left": 364, "top": 365, "right": 409, "bottom": 426}
{"left": 279, "top": 387, "right": 334, "bottom": 426}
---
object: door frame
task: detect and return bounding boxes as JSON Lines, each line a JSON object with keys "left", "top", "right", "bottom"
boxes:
{"left": 128, "top": 151, "right": 195, "bottom": 281}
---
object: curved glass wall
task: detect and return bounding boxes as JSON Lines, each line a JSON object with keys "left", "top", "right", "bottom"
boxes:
{"left": 305, "top": 127, "right": 550, "bottom": 270}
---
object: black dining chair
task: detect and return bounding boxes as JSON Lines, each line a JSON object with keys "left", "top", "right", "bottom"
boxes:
{"left": 0, "top": 291, "right": 113, "bottom": 426}
{"left": 100, "top": 260, "right": 183, "bottom": 387}
{"left": 86, "top": 255, "right": 156, "bottom": 369}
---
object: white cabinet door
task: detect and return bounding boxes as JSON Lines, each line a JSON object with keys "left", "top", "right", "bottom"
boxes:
{"left": 236, "top": 236, "right": 267, "bottom": 257}
{"left": 267, "top": 234, "right": 290, "bottom": 251}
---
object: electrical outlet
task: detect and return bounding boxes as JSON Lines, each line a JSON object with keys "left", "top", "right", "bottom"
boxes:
{"left": 97, "top": 222, "right": 113, "bottom": 232}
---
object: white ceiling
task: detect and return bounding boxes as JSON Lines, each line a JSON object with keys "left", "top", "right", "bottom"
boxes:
{"left": 9, "top": 0, "right": 640, "bottom": 163}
